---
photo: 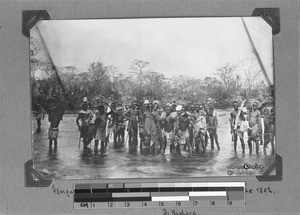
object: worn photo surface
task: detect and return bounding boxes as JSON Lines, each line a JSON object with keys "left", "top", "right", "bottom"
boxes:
{"left": 30, "top": 18, "right": 276, "bottom": 180}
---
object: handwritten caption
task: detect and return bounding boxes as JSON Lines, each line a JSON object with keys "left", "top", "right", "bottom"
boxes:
{"left": 49, "top": 183, "right": 276, "bottom": 202}
{"left": 163, "top": 209, "right": 201, "bottom": 215}
{"left": 51, "top": 184, "right": 74, "bottom": 197}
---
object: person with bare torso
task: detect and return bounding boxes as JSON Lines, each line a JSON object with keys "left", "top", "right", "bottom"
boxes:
{"left": 247, "top": 102, "right": 261, "bottom": 154}
{"left": 159, "top": 105, "right": 176, "bottom": 155}
{"left": 122, "top": 101, "right": 139, "bottom": 149}
{"left": 175, "top": 105, "right": 194, "bottom": 156}
{"left": 93, "top": 97, "right": 113, "bottom": 153}
{"left": 113, "top": 107, "right": 127, "bottom": 145}
{"left": 262, "top": 107, "right": 275, "bottom": 154}
{"left": 230, "top": 101, "right": 246, "bottom": 153}
{"left": 76, "top": 103, "right": 94, "bottom": 148}
{"left": 207, "top": 107, "right": 220, "bottom": 151}
{"left": 142, "top": 100, "right": 160, "bottom": 154}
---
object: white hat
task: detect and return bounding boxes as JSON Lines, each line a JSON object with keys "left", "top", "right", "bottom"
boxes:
{"left": 175, "top": 105, "right": 182, "bottom": 111}
{"left": 144, "top": 99, "right": 150, "bottom": 105}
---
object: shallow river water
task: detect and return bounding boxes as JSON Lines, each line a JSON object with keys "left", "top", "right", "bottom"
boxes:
{"left": 32, "top": 109, "right": 275, "bottom": 180}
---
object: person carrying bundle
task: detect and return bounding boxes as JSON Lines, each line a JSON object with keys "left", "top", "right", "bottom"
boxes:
{"left": 193, "top": 104, "right": 207, "bottom": 153}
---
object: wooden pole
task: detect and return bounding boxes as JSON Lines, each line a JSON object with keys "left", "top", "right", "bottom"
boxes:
{"left": 241, "top": 18, "right": 272, "bottom": 87}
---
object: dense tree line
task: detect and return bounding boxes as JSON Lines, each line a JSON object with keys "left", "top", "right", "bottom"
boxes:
{"left": 30, "top": 40, "right": 273, "bottom": 111}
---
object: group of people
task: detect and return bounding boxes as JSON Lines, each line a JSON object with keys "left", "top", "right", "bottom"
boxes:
{"left": 33, "top": 95, "right": 275, "bottom": 156}
{"left": 230, "top": 101, "right": 275, "bottom": 154}
{"left": 75, "top": 96, "right": 221, "bottom": 156}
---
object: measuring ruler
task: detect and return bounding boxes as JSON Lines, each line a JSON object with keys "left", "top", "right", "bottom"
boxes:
{"left": 74, "top": 182, "right": 245, "bottom": 209}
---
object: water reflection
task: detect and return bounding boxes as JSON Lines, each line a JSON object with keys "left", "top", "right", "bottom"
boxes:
{"left": 47, "top": 148, "right": 58, "bottom": 161}
{"left": 32, "top": 111, "right": 276, "bottom": 179}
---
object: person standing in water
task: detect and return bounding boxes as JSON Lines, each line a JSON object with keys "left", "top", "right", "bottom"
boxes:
{"left": 230, "top": 101, "right": 246, "bottom": 153}
{"left": 207, "top": 107, "right": 220, "bottom": 151}
{"left": 76, "top": 103, "right": 94, "bottom": 148}
{"left": 33, "top": 97, "right": 45, "bottom": 133}
{"left": 160, "top": 105, "right": 176, "bottom": 155}
{"left": 93, "top": 96, "right": 113, "bottom": 153}
{"left": 247, "top": 101, "right": 261, "bottom": 154}
{"left": 45, "top": 95, "right": 65, "bottom": 149}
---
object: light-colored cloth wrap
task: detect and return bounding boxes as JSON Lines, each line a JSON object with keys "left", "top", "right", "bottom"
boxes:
{"left": 162, "top": 130, "right": 174, "bottom": 146}
{"left": 177, "top": 129, "right": 189, "bottom": 145}
{"left": 194, "top": 115, "right": 207, "bottom": 136}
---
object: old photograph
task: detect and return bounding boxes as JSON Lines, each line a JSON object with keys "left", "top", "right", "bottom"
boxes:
{"left": 30, "top": 17, "right": 276, "bottom": 179}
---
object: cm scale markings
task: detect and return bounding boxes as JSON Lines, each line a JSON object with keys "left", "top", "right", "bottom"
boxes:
{"left": 74, "top": 182, "right": 245, "bottom": 209}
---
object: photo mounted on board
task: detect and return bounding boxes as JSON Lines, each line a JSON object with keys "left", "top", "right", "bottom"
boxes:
{"left": 30, "top": 17, "right": 275, "bottom": 179}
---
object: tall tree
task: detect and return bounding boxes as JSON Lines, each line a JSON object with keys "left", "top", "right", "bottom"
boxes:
{"left": 88, "top": 62, "right": 112, "bottom": 97}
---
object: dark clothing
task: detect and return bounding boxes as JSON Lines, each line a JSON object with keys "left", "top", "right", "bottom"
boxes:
{"left": 46, "top": 103, "right": 64, "bottom": 128}
{"left": 160, "top": 114, "right": 176, "bottom": 132}
{"left": 177, "top": 114, "right": 191, "bottom": 132}
{"left": 46, "top": 102, "right": 64, "bottom": 141}
{"left": 83, "top": 101, "right": 92, "bottom": 109}
{"left": 76, "top": 110, "right": 94, "bottom": 141}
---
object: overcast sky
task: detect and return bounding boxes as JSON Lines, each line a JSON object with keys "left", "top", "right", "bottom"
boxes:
{"left": 31, "top": 17, "right": 273, "bottom": 84}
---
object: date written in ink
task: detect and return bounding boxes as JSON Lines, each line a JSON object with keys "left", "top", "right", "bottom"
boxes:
{"left": 246, "top": 187, "right": 275, "bottom": 195}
